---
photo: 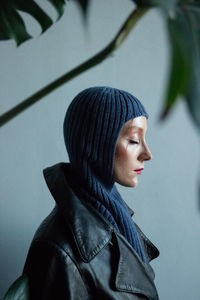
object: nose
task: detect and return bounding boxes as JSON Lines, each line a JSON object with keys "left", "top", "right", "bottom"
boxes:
{"left": 139, "top": 143, "right": 152, "bottom": 162}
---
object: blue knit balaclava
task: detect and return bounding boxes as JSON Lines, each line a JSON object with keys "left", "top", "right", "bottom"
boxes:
{"left": 63, "top": 86, "right": 149, "bottom": 262}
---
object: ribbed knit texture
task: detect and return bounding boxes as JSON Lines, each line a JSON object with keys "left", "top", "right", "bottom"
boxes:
{"left": 63, "top": 86, "right": 149, "bottom": 262}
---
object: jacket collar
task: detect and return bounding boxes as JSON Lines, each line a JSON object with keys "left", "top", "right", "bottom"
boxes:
{"left": 43, "top": 162, "right": 113, "bottom": 262}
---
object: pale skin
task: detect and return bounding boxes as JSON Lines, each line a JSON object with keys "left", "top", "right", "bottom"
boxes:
{"left": 113, "top": 116, "right": 152, "bottom": 187}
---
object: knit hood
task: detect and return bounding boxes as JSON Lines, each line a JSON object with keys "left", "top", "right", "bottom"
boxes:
{"left": 64, "top": 86, "right": 148, "bottom": 187}
{"left": 63, "top": 86, "right": 149, "bottom": 262}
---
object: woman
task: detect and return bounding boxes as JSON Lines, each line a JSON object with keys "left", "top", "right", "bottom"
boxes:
{"left": 23, "top": 86, "right": 160, "bottom": 300}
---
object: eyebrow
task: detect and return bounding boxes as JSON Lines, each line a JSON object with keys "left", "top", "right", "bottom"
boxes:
{"left": 127, "top": 126, "right": 144, "bottom": 132}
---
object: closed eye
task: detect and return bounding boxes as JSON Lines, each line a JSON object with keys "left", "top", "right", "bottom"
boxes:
{"left": 129, "top": 140, "right": 139, "bottom": 145}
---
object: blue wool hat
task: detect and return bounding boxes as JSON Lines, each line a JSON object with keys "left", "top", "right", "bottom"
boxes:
{"left": 63, "top": 86, "right": 149, "bottom": 262}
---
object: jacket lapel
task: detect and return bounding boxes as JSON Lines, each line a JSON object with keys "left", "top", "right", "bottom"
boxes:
{"left": 115, "top": 233, "right": 159, "bottom": 300}
{"left": 135, "top": 223, "right": 160, "bottom": 263}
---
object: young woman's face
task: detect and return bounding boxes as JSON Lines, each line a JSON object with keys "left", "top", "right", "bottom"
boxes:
{"left": 113, "top": 116, "right": 152, "bottom": 187}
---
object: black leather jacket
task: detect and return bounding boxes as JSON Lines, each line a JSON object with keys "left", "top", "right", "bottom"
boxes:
{"left": 23, "top": 163, "right": 160, "bottom": 300}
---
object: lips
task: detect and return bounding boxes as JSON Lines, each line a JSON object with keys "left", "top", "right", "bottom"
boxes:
{"left": 134, "top": 168, "right": 144, "bottom": 172}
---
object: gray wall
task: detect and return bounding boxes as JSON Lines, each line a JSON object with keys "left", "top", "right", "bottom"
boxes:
{"left": 1, "top": 0, "right": 200, "bottom": 299}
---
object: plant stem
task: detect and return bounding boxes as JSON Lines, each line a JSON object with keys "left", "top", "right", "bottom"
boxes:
{"left": 0, "top": 6, "right": 149, "bottom": 127}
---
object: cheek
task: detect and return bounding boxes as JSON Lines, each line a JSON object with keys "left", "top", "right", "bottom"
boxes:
{"left": 115, "top": 146, "right": 132, "bottom": 169}
{"left": 115, "top": 146, "right": 139, "bottom": 172}
{"left": 126, "top": 148, "right": 138, "bottom": 164}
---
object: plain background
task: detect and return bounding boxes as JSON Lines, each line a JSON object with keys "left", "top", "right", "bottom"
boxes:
{"left": 1, "top": 0, "right": 200, "bottom": 299}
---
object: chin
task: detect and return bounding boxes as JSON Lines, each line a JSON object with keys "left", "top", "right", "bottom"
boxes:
{"left": 129, "top": 178, "right": 138, "bottom": 188}
{"left": 130, "top": 182, "right": 138, "bottom": 188}
{"left": 115, "top": 176, "right": 138, "bottom": 188}
{"left": 119, "top": 180, "right": 138, "bottom": 188}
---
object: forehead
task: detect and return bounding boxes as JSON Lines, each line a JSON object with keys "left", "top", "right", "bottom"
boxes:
{"left": 120, "top": 116, "right": 148, "bottom": 135}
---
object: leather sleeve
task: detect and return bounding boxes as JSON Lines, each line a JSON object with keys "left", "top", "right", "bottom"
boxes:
{"left": 23, "top": 240, "right": 89, "bottom": 300}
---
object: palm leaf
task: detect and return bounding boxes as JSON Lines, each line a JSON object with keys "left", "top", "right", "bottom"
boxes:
{"left": 74, "top": 0, "right": 90, "bottom": 15}
{"left": 0, "top": 0, "right": 66, "bottom": 46}
{"left": 134, "top": 0, "right": 200, "bottom": 132}
{"left": 0, "top": 6, "right": 149, "bottom": 127}
{"left": 161, "top": 2, "right": 200, "bottom": 132}
{"left": 183, "top": 2, "right": 200, "bottom": 130}
{"left": 48, "top": 0, "right": 66, "bottom": 19}
{"left": 161, "top": 6, "right": 192, "bottom": 118}
{"left": 133, "top": 0, "right": 178, "bottom": 9}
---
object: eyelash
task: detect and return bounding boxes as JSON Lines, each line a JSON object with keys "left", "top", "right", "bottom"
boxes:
{"left": 129, "top": 140, "right": 139, "bottom": 145}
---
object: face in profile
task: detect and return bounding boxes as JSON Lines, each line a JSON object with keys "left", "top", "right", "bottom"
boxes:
{"left": 113, "top": 116, "right": 152, "bottom": 187}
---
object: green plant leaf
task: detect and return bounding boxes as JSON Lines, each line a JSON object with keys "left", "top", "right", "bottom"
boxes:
{"left": 48, "top": 0, "right": 66, "bottom": 19}
{"left": 74, "top": 0, "right": 90, "bottom": 15}
{"left": 0, "top": 6, "right": 149, "bottom": 127}
{"left": 160, "top": 2, "right": 200, "bottom": 132}
{"left": 182, "top": 2, "right": 200, "bottom": 131}
{"left": 133, "top": 0, "right": 178, "bottom": 9}
{"left": 3, "top": 275, "right": 29, "bottom": 300}
{"left": 160, "top": 5, "right": 193, "bottom": 120}
{"left": 179, "top": 0, "right": 200, "bottom": 5}
{"left": 0, "top": 0, "right": 66, "bottom": 46}
{"left": 0, "top": 4, "right": 32, "bottom": 45}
